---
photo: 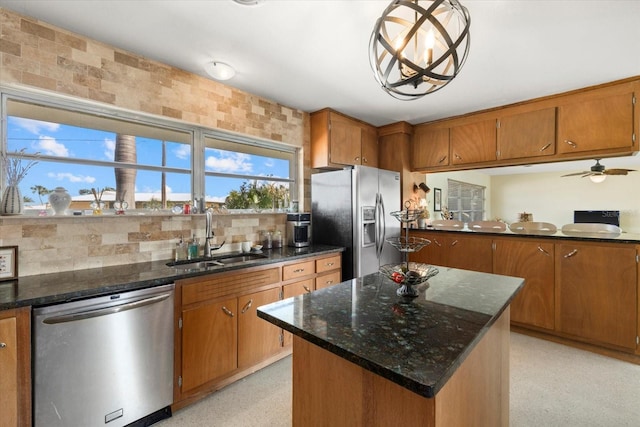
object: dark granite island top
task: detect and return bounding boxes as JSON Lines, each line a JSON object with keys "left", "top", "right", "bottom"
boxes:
{"left": 258, "top": 267, "right": 523, "bottom": 426}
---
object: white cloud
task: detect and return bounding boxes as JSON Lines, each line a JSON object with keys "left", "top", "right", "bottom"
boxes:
{"left": 206, "top": 151, "right": 252, "bottom": 173}
{"left": 36, "top": 136, "right": 69, "bottom": 157}
{"left": 47, "top": 172, "right": 96, "bottom": 183}
{"left": 103, "top": 138, "right": 115, "bottom": 160}
{"left": 11, "top": 117, "right": 59, "bottom": 134}
{"left": 264, "top": 159, "right": 274, "bottom": 168}
{"left": 174, "top": 144, "right": 191, "bottom": 160}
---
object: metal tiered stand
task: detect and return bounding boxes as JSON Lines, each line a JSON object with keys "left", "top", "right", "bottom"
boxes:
{"left": 379, "top": 205, "right": 439, "bottom": 298}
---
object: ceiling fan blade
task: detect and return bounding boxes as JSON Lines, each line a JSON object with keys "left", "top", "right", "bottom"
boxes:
{"left": 604, "top": 168, "right": 636, "bottom": 175}
{"left": 561, "top": 171, "right": 591, "bottom": 177}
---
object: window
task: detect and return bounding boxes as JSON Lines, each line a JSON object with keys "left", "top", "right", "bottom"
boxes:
{"left": 446, "top": 179, "right": 485, "bottom": 221}
{"left": 2, "top": 92, "right": 298, "bottom": 214}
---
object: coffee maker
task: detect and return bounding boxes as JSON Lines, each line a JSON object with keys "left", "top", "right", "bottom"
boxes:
{"left": 287, "top": 213, "right": 311, "bottom": 247}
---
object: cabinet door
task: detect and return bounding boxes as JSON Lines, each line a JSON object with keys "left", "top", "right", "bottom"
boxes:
{"left": 451, "top": 119, "right": 497, "bottom": 165}
{"left": 330, "top": 113, "right": 362, "bottom": 166}
{"left": 557, "top": 91, "right": 634, "bottom": 153}
{"left": 361, "top": 125, "right": 378, "bottom": 167}
{"left": 282, "top": 279, "right": 315, "bottom": 347}
{"left": 556, "top": 243, "right": 637, "bottom": 350}
{"left": 181, "top": 297, "right": 237, "bottom": 392}
{"left": 412, "top": 127, "right": 450, "bottom": 169}
{"left": 0, "top": 316, "right": 18, "bottom": 427}
{"left": 445, "top": 235, "right": 493, "bottom": 273}
{"left": 408, "top": 231, "right": 446, "bottom": 266}
{"left": 497, "top": 108, "right": 556, "bottom": 160}
{"left": 493, "top": 239, "right": 555, "bottom": 330}
{"left": 238, "top": 288, "right": 282, "bottom": 369}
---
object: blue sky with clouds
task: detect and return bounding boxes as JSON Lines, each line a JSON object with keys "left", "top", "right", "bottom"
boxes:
{"left": 6, "top": 116, "right": 289, "bottom": 203}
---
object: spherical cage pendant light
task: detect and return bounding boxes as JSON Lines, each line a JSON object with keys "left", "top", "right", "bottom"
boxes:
{"left": 369, "top": 0, "right": 471, "bottom": 100}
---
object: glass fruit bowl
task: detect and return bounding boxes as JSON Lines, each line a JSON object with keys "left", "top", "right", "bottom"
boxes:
{"left": 386, "top": 236, "right": 431, "bottom": 252}
{"left": 390, "top": 209, "right": 426, "bottom": 223}
{"left": 379, "top": 262, "right": 439, "bottom": 287}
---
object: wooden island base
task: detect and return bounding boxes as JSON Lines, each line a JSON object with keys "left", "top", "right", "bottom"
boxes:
{"left": 292, "top": 309, "right": 510, "bottom": 427}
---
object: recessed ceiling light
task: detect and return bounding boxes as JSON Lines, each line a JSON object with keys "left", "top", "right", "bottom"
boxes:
{"left": 232, "top": 0, "right": 264, "bottom": 6}
{"left": 204, "top": 61, "right": 236, "bottom": 81}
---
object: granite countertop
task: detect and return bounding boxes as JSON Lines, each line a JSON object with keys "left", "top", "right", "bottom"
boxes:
{"left": 257, "top": 267, "right": 523, "bottom": 398}
{"left": 411, "top": 227, "right": 640, "bottom": 244}
{"left": 0, "top": 245, "right": 344, "bottom": 311}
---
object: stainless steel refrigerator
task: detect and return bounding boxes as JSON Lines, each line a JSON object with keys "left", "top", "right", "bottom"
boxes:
{"left": 311, "top": 165, "right": 401, "bottom": 280}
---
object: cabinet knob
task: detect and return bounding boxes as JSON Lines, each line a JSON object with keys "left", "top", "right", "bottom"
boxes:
{"left": 362, "top": 157, "right": 367, "bottom": 163}
{"left": 564, "top": 140, "right": 577, "bottom": 148}
{"left": 0, "top": 342, "right": 6, "bottom": 349}
{"left": 355, "top": 156, "right": 360, "bottom": 162}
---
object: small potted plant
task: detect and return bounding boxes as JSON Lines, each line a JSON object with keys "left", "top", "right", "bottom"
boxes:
{"left": 1, "top": 149, "right": 38, "bottom": 215}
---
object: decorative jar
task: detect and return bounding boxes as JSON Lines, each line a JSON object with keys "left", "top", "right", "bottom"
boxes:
{"left": 48, "top": 187, "right": 72, "bottom": 215}
{"left": 1, "top": 185, "right": 23, "bottom": 215}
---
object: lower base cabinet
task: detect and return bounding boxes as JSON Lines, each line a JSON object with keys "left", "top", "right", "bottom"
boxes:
{"left": 410, "top": 230, "right": 640, "bottom": 357}
{"left": 175, "top": 252, "right": 342, "bottom": 407}
{"left": 0, "top": 307, "right": 31, "bottom": 427}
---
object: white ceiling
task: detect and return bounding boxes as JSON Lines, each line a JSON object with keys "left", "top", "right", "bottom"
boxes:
{"left": 1, "top": 0, "right": 640, "bottom": 174}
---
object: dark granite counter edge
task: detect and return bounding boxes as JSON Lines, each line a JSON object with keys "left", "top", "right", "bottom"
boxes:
{"left": 411, "top": 227, "right": 640, "bottom": 244}
{"left": 0, "top": 246, "right": 345, "bottom": 311}
{"left": 257, "top": 284, "right": 520, "bottom": 398}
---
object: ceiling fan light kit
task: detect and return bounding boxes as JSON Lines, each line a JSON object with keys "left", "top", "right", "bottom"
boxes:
{"left": 369, "top": 0, "right": 471, "bottom": 100}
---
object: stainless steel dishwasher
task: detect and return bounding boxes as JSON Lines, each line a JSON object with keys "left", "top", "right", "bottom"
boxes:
{"left": 33, "top": 284, "right": 175, "bottom": 427}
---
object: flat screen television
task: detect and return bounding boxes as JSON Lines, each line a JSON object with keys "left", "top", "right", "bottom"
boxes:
{"left": 573, "top": 210, "right": 620, "bottom": 226}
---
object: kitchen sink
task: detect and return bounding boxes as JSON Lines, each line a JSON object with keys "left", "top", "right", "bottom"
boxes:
{"left": 167, "top": 252, "right": 268, "bottom": 270}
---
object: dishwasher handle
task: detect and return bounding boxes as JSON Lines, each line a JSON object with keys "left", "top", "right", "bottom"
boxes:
{"left": 42, "top": 292, "right": 172, "bottom": 324}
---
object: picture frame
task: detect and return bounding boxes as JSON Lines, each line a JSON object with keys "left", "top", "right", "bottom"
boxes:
{"left": 434, "top": 188, "right": 442, "bottom": 212}
{"left": 0, "top": 246, "right": 18, "bottom": 282}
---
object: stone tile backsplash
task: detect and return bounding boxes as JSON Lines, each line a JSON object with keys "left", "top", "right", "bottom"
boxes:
{"left": 0, "top": 213, "right": 286, "bottom": 277}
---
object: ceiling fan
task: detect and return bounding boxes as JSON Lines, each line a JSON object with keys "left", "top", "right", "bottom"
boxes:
{"left": 561, "top": 159, "right": 636, "bottom": 183}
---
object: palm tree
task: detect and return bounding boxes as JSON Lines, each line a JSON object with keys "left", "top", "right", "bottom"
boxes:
{"left": 31, "top": 185, "right": 51, "bottom": 205}
{"left": 114, "top": 134, "right": 137, "bottom": 208}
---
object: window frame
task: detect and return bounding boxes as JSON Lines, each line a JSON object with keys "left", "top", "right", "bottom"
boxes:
{"left": 1, "top": 87, "right": 300, "bottom": 213}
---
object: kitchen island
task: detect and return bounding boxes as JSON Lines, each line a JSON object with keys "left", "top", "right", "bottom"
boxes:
{"left": 258, "top": 267, "right": 523, "bottom": 426}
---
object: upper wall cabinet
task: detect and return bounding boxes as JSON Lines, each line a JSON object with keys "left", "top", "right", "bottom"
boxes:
{"left": 409, "top": 77, "right": 639, "bottom": 173}
{"left": 311, "top": 109, "right": 378, "bottom": 169}
{"left": 450, "top": 119, "right": 497, "bottom": 165}
{"left": 412, "top": 126, "right": 450, "bottom": 169}
{"left": 497, "top": 107, "right": 556, "bottom": 160}
{"left": 557, "top": 86, "right": 635, "bottom": 154}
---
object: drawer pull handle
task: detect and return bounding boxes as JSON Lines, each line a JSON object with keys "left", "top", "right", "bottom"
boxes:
{"left": 454, "top": 153, "right": 462, "bottom": 160}
{"left": 325, "top": 280, "right": 333, "bottom": 285}
{"left": 433, "top": 239, "right": 441, "bottom": 247}
{"left": 450, "top": 240, "right": 459, "bottom": 247}
{"left": 539, "top": 143, "right": 552, "bottom": 152}
{"left": 222, "top": 306, "right": 234, "bottom": 317}
{"left": 362, "top": 157, "right": 368, "bottom": 163}
{"left": 564, "top": 249, "right": 578, "bottom": 258}
{"left": 325, "top": 262, "right": 334, "bottom": 267}
{"left": 303, "top": 285, "right": 312, "bottom": 293}
{"left": 438, "top": 155, "right": 447, "bottom": 164}
{"left": 537, "top": 245, "right": 550, "bottom": 256}
{"left": 241, "top": 299, "right": 253, "bottom": 314}
{"left": 0, "top": 342, "right": 6, "bottom": 349}
{"left": 564, "top": 139, "right": 577, "bottom": 148}
{"left": 355, "top": 156, "right": 360, "bottom": 162}
{"left": 294, "top": 268, "right": 305, "bottom": 273}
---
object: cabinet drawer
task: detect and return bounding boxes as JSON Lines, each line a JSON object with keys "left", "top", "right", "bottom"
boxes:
{"left": 182, "top": 267, "right": 280, "bottom": 306}
{"left": 316, "top": 271, "right": 341, "bottom": 290}
{"left": 283, "top": 260, "right": 315, "bottom": 281}
{"left": 316, "top": 255, "right": 341, "bottom": 274}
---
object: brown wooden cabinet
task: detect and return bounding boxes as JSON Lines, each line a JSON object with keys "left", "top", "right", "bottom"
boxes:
{"left": 0, "top": 307, "right": 32, "bottom": 427}
{"left": 497, "top": 107, "right": 556, "bottom": 160}
{"left": 181, "top": 297, "right": 238, "bottom": 393}
{"left": 311, "top": 109, "right": 378, "bottom": 169}
{"left": 238, "top": 288, "right": 282, "bottom": 369}
{"left": 282, "top": 278, "right": 315, "bottom": 347}
{"left": 555, "top": 242, "right": 637, "bottom": 350}
{"left": 451, "top": 119, "right": 497, "bottom": 165}
{"left": 493, "top": 238, "right": 555, "bottom": 330}
{"left": 411, "top": 126, "right": 450, "bottom": 169}
{"left": 557, "top": 87, "right": 635, "bottom": 154}
{"left": 409, "top": 231, "right": 492, "bottom": 273}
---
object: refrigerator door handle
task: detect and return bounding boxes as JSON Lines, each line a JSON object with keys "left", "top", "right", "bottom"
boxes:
{"left": 379, "top": 192, "right": 386, "bottom": 259}
{"left": 374, "top": 193, "right": 381, "bottom": 257}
